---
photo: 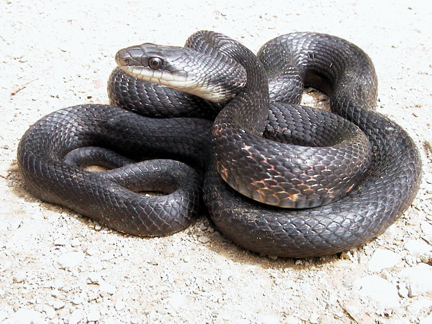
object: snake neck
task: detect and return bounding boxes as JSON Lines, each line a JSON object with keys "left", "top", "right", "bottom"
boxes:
{"left": 188, "top": 31, "right": 270, "bottom": 137}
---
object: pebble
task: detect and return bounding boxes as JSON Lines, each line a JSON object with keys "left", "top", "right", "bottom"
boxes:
{"left": 57, "top": 251, "right": 85, "bottom": 268}
{"left": 3, "top": 308, "right": 45, "bottom": 324}
{"left": 421, "top": 313, "right": 432, "bottom": 324}
{"left": 405, "top": 239, "right": 432, "bottom": 257}
{"left": 87, "top": 273, "right": 103, "bottom": 285}
{"left": 42, "top": 305, "right": 56, "bottom": 319}
{"left": 13, "top": 271, "right": 27, "bottom": 283}
{"left": 399, "top": 263, "right": 432, "bottom": 296}
{"left": 198, "top": 236, "right": 210, "bottom": 244}
{"left": 408, "top": 298, "right": 432, "bottom": 314}
{"left": 0, "top": 311, "right": 8, "bottom": 322}
{"left": 166, "top": 292, "right": 186, "bottom": 310}
{"left": 100, "top": 282, "right": 116, "bottom": 295}
{"left": 368, "top": 248, "right": 402, "bottom": 272}
{"left": 93, "top": 221, "right": 102, "bottom": 231}
{"left": 283, "top": 315, "right": 303, "bottom": 324}
{"left": 309, "top": 312, "right": 320, "bottom": 324}
{"left": 54, "top": 237, "right": 68, "bottom": 246}
{"left": 87, "top": 306, "right": 100, "bottom": 322}
{"left": 71, "top": 296, "right": 84, "bottom": 305}
{"left": 86, "top": 248, "right": 99, "bottom": 256}
{"left": 259, "top": 313, "right": 280, "bottom": 324}
{"left": 397, "top": 282, "right": 410, "bottom": 298}
{"left": 421, "top": 221, "right": 432, "bottom": 236}
{"left": 339, "top": 304, "right": 363, "bottom": 324}
{"left": 70, "top": 238, "right": 81, "bottom": 247}
{"left": 51, "top": 300, "right": 65, "bottom": 310}
{"left": 353, "top": 275, "right": 399, "bottom": 308}
{"left": 115, "top": 300, "right": 127, "bottom": 311}
{"left": 69, "top": 310, "right": 83, "bottom": 324}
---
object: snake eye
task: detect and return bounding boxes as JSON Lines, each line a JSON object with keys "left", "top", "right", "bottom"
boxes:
{"left": 148, "top": 57, "right": 163, "bottom": 70}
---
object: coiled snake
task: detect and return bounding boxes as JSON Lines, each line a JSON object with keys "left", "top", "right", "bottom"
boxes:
{"left": 17, "top": 31, "right": 421, "bottom": 258}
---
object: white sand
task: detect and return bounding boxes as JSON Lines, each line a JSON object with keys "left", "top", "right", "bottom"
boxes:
{"left": 1, "top": 0, "right": 431, "bottom": 323}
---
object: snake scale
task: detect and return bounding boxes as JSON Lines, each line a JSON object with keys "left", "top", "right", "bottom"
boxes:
{"left": 17, "top": 31, "right": 422, "bottom": 258}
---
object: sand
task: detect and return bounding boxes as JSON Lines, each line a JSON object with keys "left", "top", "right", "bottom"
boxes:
{"left": 1, "top": 0, "right": 431, "bottom": 323}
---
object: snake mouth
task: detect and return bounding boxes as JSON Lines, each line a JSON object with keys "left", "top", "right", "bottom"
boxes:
{"left": 121, "top": 64, "right": 231, "bottom": 103}
{"left": 118, "top": 64, "right": 192, "bottom": 90}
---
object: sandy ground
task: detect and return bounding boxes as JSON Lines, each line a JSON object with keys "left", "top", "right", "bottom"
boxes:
{"left": 1, "top": 0, "right": 432, "bottom": 323}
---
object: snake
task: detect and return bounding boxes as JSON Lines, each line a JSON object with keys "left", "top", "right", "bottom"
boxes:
{"left": 17, "top": 31, "right": 422, "bottom": 258}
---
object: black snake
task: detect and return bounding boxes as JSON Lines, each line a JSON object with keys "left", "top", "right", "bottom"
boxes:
{"left": 17, "top": 31, "right": 422, "bottom": 258}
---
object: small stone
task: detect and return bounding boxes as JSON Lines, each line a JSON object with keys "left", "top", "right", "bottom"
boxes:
{"left": 368, "top": 249, "right": 402, "bottom": 272}
{"left": 259, "top": 313, "right": 280, "bottom": 324}
{"left": 100, "top": 252, "right": 115, "bottom": 261}
{"left": 93, "top": 221, "right": 102, "bottom": 231}
{"left": 1, "top": 261, "right": 12, "bottom": 272}
{"left": 86, "top": 290, "right": 100, "bottom": 302}
{"left": 166, "top": 292, "right": 186, "bottom": 310}
{"left": 54, "top": 237, "right": 68, "bottom": 246}
{"left": 198, "top": 236, "right": 210, "bottom": 244}
{"left": 13, "top": 271, "right": 27, "bottom": 283}
{"left": 5, "top": 308, "right": 45, "bottom": 324}
{"left": 91, "top": 264, "right": 104, "bottom": 273}
{"left": 421, "top": 313, "right": 432, "bottom": 324}
{"left": 115, "top": 300, "right": 127, "bottom": 311}
{"left": 408, "top": 298, "right": 432, "bottom": 314}
{"left": 421, "top": 221, "right": 432, "bottom": 236}
{"left": 87, "top": 306, "right": 100, "bottom": 322}
{"left": 86, "top": 248, "right": 98, "bottom": 256}
{"left": 399, "top": 263, "right": 432, "bottom": 296}
{"left": 0, "top": 311, "right": 8, "bottom": 322}
{"left": 397, "top": 282, "right": 410, "bottom": 298}
{"left": 87, "top": 273, "right": 103, "bottom": 285}
{"left": 405, "top": 239, "right": 432, "bottom": 257}
{"left": 9, "top": 220, "right": 23, "bottom": 231}
{"left": 283, "top": 315, "right": 303, "bottom": 324}
{"left": 69, "top": 310, "right": 83, "bottom": 324}
{"left": 295, "top": 260, "right": 303, "bottom": 266}
{"left": 71, "top": 296, "right": 84, "bottom": 305}
{"left": 51, "top": 300, "right": 65, "bottom": 310}
{"left": 100, "top": 283, "right": 116, "bottom": 295}
{"left": 339, "top": 304, "right": 363, "bottom": 324}
{"left": 57, "top": 251, "right": 85, "bottom": 268}
{"left": 354, "top": 275, "right": 399, "bottom": 308}
{"left": 42, "top": 305, "right": 56, "bottom": 319}
{"left": 103, "top": 318, "right": 122, "bottom": 324}
{"left": 51, "top": 289, "right": 60, "bottom": 298}
{"left": 340, "top": 250, "right": 359, "bottom": 262}
{"left": 70, "top": 238, "right": 81, "bottom": 247}
{"left": 309, "top": 312, "right": 319, "bottom": 324}
{"left": 52, "top": 279, "right": 65, "bottom": 290}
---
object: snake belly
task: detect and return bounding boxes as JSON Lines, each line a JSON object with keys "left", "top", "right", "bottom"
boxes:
{"left": 17, "top": 31, "right": 422, "bottom": 258}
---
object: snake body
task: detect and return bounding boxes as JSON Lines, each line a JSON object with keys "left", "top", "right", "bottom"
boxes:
{"left": 17, "top": 31, "right": 421, "bottom": 258}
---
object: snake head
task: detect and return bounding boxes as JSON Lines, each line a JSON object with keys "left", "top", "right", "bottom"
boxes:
{"left": 115, "top": 43, "right": 247, "bottom": 103}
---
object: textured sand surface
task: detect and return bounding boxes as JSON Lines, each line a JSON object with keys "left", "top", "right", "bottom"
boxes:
{"left": 1, "top": 0, "right": 432, "bottom": 323}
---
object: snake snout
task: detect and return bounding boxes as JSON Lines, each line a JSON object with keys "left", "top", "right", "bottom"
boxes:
{"left": 115, "top": 46, "right": 153, "bottom": 68}
{"left": 115, "top": 49, "right": 131, "bottom": 67}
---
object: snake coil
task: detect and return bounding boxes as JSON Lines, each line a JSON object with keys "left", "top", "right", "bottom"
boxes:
{"left": 18, "top": 31, "right": 421, "bottom": 258}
